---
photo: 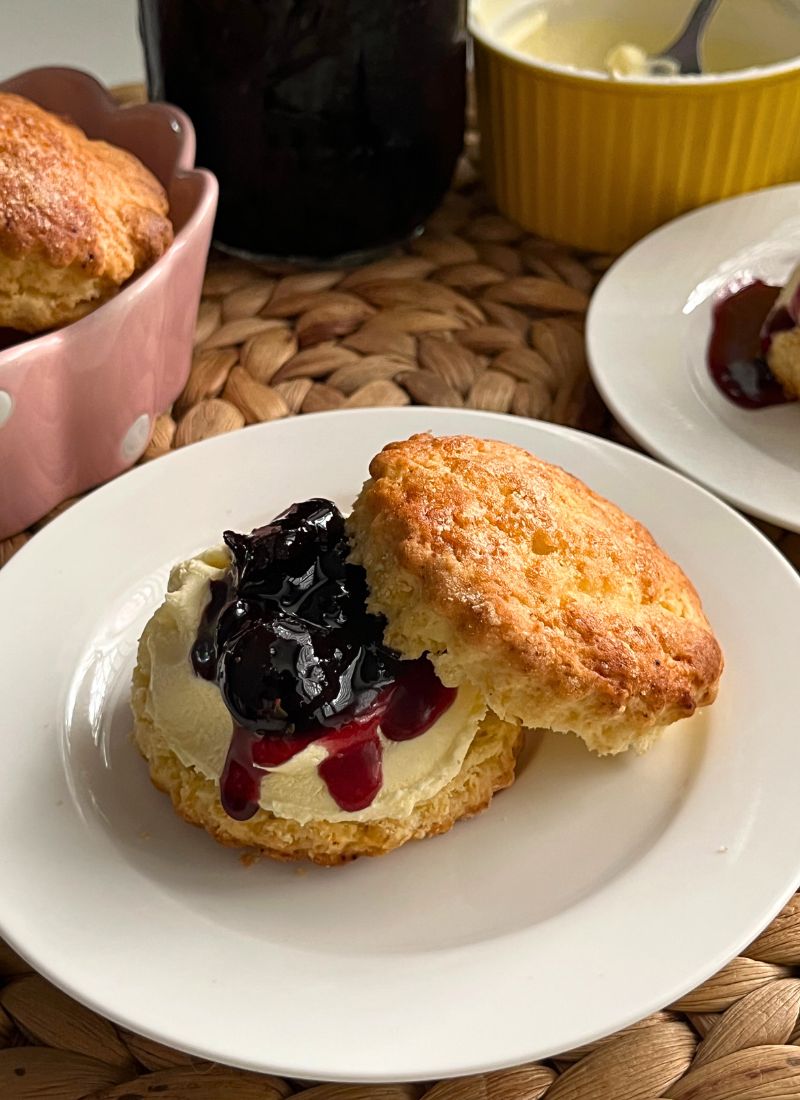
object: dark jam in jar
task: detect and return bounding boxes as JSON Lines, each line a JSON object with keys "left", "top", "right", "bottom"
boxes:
{"left": 139, "top": 0, "right": 467, "bottom": 261}
{"left": 192, "top": 499, "right": 456, "bottom": 820}
{"left": 707, "top": 281, "right": 795, "bottom": 410}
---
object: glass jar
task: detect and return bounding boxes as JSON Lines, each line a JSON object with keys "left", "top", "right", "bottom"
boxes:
{"left": 139, "top": 0, "right": 467, "bottom": 263}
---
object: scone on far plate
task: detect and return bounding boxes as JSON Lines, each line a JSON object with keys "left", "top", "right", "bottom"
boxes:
{"left": 348, "top": 433, "right": 723, "bottom": 756}
{"left": 764, "top": 262, "right": 800, "bottom": 399}
{"left": 0, "top": 92, "right": 173, "bottom": 333}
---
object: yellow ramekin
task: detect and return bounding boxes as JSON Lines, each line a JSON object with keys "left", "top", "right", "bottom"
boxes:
{"left": 471, "top": 1, "right": 800, "bottom": 254}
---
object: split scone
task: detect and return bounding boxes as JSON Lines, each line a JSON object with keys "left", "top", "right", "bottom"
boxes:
{"left": 132, "top": 436, "right": 722, "bottom": 865}
{"left": 0, "top": 92, "right": 173, "bottom": 332}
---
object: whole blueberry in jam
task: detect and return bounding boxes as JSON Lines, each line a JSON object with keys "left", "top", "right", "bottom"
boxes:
{"left": 191, "top": 499, "right": 401, "bottom": 736}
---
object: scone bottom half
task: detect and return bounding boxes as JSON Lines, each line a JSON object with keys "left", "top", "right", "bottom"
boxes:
{"left": 132, "top": 497, "right": 522, "bottom": 865}
{"left": 347, "top": 433, "right": 723, "bottom": 757}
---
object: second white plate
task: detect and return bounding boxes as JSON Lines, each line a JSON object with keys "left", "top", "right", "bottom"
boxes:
{"left": 587, "top": 183, "right": 800, "bottom": 532}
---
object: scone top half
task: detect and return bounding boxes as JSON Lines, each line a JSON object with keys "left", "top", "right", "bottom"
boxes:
{"left": 347, "top": 434, "right": 723, "bottom": 755}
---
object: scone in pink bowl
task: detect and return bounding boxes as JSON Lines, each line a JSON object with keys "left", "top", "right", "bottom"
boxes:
{"left": 0, "top": 67, "right": 218, "bottom": 539}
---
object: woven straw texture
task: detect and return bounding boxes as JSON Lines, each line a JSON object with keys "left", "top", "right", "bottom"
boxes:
{"left": 2, "top": 88, "right": 800, "bottom": 1099}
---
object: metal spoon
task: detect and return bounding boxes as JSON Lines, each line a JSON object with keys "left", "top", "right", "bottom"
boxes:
{"left": 648, "top": 0, "right": 722, "bottom": 75}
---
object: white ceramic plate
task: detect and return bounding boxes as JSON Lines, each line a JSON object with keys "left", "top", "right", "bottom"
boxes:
{"left": 2, "top": 408, "right": 800, "bottom": 1083}
{"left": 587, "top": 183, "right": 800, "bottom": 532}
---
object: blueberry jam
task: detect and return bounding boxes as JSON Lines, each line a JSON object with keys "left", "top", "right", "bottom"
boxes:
{"left": 190, "top": 499, "right": 456, "bottom": 820}
{"left": 708, "top": 281, "right": 795, "bottom": 409}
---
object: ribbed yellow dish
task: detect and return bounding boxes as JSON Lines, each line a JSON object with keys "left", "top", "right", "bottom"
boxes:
{"left": 473, "top": 14, "right": 800, "bottom": 254}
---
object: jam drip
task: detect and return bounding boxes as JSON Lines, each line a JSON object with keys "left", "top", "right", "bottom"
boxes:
{"left": 192, "top": 577, "right": 232, "bottom": 680}
{"left": 191, "top": 499, "right": 456, "bottom": 820}
{"left": 708, "top": 281, "right": 795, "bottom": 409}
{"left": 220, "top": 660, "right": 457, "bottom": 820}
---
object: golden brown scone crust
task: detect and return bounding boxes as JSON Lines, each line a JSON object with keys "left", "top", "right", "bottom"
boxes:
{"left": 767, "top": 327, "right": 800, "bottom": 399}
{"left": 0, "top": 92, "right": 173, "bottom": 332}
{"left": 134, "top": 710, "right": 522, "bottom": 866}
{"left": 347, "top": 433, "right": 723, "bottom": 755}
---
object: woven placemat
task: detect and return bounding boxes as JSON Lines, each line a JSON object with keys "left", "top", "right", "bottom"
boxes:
{"left": 3, "top": 104, "right": 800, "bottom": 1098}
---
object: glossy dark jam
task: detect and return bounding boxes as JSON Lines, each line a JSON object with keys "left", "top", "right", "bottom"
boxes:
{"left": 708, "top": 281, "right": 794, "bottom": 409}
{"left": 191, "top": 499, "right": 455, "bottom": 820}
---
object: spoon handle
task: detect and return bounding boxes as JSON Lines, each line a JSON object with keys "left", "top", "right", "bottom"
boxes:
{"left": 668, "top": 0, "right": 721, "bottom": 71}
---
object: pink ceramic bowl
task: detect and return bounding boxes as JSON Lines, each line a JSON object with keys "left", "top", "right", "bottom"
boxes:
{"left": 0, "top": 67, "right": 218, "bottom": 539}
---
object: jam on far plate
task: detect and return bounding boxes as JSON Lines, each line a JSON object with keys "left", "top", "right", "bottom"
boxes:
{"left": 708, "top": 281, "right": 794, "bottom": 410}
{"left": 191, "top": 499, "right": 456, "bottom": 820}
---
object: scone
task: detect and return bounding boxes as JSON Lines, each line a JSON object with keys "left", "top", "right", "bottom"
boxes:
{"left": 763, "top": 262, "right": 800, "bottom": 398}
{"left": 348, "top": 434, "right": 722, "bottom": 756}
{"left": 132, "top": 437, "right": 722, "bottom": 866}
{"left": 0, "top": 92, "right": 173, "bottom": 332}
